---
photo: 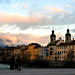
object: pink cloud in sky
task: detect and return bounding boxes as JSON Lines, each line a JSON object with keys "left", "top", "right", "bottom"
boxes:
{"left": 0, "top": 32, "right": 74, "bottom": 46}
{"left": 0, "top": 14, "right": 39, "bottom": 23}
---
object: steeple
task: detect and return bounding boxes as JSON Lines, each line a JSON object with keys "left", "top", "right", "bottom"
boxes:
{"left": 50, "top": 29, "right": 56, "bottom": 42}
{"left": 65, "top": 29, "right": 71, "bottom": 42}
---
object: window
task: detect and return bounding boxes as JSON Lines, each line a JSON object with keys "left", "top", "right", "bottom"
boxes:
{"left": 72, "top": 46, "right": 74, "bottom": 49}
{"left": 60, "top": 51, "right": 61, "bottom": 54}
{"left": 64, "top": 46, "right": 65, "bottom": 49}
{"left": 58, "top": 51, "right": 59, "bottom": 54}
{"left": 69, "top": 46, "right": 71, "bottom": 49}
{"left": 41, "top": 52, "right": 43, "bottom": 54}
{"left": 71, "top": 51, "right": 74, "bottom": 54}
{"left": 50, "top": 51, "right": 53, "bottom": 55}
{"left": 51, "top": 38, "right": 53, "bottom": 41}
{"left": 58, "top": 47, "right": 59, "bottom": 49}
{"left": 72, "top": 55, "right": 74, "bottom": 58}
{"left": 60, "top": 47, "right": 61, "bottom": 49}
{"left": 62, "top": 46, "right": 63, "bottom": 49}
{"left": 50, "top": 48, "right": 53, "bottom": 50}
{"left": 64, "top": 51, "right": 65, "bottom": 53}
{"left": 66, "top": 51, "right": 67, "bottom": 53}
{"left": 62, "top": 51, "right": 63, "bottom": 53}
{"left": 66, "top": 46, "right": 67, "bottom": 49}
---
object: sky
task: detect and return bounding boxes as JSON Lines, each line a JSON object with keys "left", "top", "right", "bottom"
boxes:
{"left": 0, "top": 0, "right": 75, "bottom": 46}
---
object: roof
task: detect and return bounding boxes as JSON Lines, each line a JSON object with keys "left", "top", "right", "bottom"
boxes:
{"left": 28, "top": 43, "right": 41, "bottom": 46}
{"left": 47, "top": 40, "right": 59, "bottom": 46}
{"left": 28, "top": 43, "right": 41, "bottom": 48}
{"left": 58, "top": 40, "right": 75, "bottom": 46}
{"left": 34, "top": 45, "right": 41, "bottom": 48}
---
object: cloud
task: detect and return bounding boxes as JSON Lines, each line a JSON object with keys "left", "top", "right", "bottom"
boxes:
{"left": 66, "top": 5, "right": 71, "bottom": 8}
{"left": 71, "top": 29, "right": 75, "bottom": 32}
{"left": 12, "top": 3, "right": 18, "bottom": 8}
{"left": 43, "top": 6, "right": 64, "bottom": 13}
{"left": 0, "top": 33, "right": 49, "bottom": 46}
{"left": 22, "top": 2, "right": 28, "bottom": 9}
{"left": 0, "top": 5, "right": 75, "bottom": 30}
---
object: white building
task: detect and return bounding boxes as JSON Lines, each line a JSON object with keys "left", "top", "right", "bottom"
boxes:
{"left": 39, "top": 46, "right": 47, "bottom": 60}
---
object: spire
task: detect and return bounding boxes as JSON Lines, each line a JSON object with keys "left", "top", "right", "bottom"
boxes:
{"left": 67, "top": 29, "right": 69, "bottom": 33}
{"left": 52, "top": 27, "right": 54, "bottom": 34}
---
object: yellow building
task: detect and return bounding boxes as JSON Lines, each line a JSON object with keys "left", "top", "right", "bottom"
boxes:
{"left": 20, "top": 45, "right": 28, "bottom": 61}
{"left": 25, "top": 43, "right": 41, "bottom": 60}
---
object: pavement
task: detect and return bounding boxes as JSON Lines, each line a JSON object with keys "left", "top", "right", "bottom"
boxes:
{"left": 0, "top": 69, "right": 75, "bottom": 75}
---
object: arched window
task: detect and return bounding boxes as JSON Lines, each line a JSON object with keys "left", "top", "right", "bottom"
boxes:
{"left": 51, "top": 38, "right": 53, "bottom": 41}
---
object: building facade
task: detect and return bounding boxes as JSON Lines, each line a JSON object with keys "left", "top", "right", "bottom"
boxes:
{"left": 48, "top": 29, "right": 75, "bottom": 61}
{"left": 24, "top": 43, "right": 41, "bottom": 60}
{"left": 39, "top": 46, "right": 47, "bottom": 60}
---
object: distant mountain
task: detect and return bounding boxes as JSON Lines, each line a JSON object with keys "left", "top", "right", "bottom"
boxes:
{"left": 0, "top": 38, "right": 12, "bottom": 48}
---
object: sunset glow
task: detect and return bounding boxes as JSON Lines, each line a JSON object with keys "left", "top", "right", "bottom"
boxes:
{"left": 0, "top": 0, "right": 75, "bottom": 46}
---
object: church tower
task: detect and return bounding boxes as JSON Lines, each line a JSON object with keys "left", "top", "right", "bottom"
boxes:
{"left": 65, "top": 29, "right": 71, "bottom": 42}
{"left": 50, "top": 30, "right": 56, "bottom": 42}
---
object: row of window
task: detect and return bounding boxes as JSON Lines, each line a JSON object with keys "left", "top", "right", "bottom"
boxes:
{"left": 57, "top": 45, "right": 75, "bottom": 49}
{"left": 41, "top": 52, "right": 46, "bottom": 54}
{"left": 42, "top": 50, "right": 46, "bottom": 51}
{"left": 58, "top": 51, "right": 67, "bottom": 54}
{"left": 58, "top": 55, "right": 74, "bottom": 59}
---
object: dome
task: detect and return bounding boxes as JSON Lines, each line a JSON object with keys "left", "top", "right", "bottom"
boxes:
{"left": 50, "top": 30, "right": 56, "bottom": 37}
{"left": 65, "top": 29, "right": 71, "bottom": 36}
{"left": 50, "top": 34, "right": 56, "bottom": 37}
{"left": 65, "top": 33, "right": 71, "bottom": 36}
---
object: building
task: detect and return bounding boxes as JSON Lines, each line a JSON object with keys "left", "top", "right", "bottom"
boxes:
{"left": 47, "top": 29, "right": 75, "bottom": 61}
{"left": 20, "top": 45, "right": 28, "bottom": 61}
{"left": 14, "top": 46, "right": 21, "bottom": 61}
{"left": 57, "top": 39, "right": 75, "bottom": 61}
{"left": 25, "top": 43, "right": 41, "bottom": 60}
{"left": 4, "top": 47, "right": 15, "bottom": 61}
{"left": 47, "top": 30, "right": 64, "bottom": 61}
{"left": 39, "top": 46, "right": 47, "bottom": 60}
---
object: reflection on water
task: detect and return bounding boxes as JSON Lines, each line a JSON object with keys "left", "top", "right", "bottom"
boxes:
{"left": 0, "top": 64, "right": 26, "bottom": 69}
{"left": 0, "top": 64, "right": 10, "bottom": 69}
